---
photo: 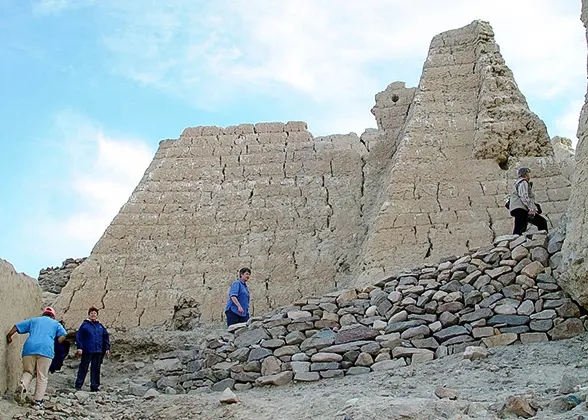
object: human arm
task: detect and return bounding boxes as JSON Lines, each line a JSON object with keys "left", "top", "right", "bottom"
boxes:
{"left": 103, "top": 326, "right": 110, "bottom": 357}
{"left": 6, "top": 325, "right": 18, "bottom": 344}
{"left": 517, "top": 181, "right": 537, "bottom": 214}
{"left": 56, "top": 322, "right": 67, "bottom": 344}
{"left": 230, "top": 296, "right": 245, "bottom": 314}
{"left": 7, "top": 319, "right": 30, "bottom": 344}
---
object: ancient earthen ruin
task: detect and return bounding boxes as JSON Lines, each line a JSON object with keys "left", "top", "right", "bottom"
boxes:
{"left": 559, "top": 0, "right": 588, "bottom": 311}
{"left": 53, "top": 20, "right": 574, "bottom": 329}
{"left": 3, "top": 6, "right": 588, "bottom": 416}
{"left": 0, "top": 260, "right": 42, "bottom": 395}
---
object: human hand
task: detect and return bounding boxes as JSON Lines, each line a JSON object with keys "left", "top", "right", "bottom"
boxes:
{"left": 529, "top": 209, "right": 536, "bottom": 216}
{"left": 77, "top": 349, "right": 83, "bottom": 357}
{"left": 105, "top": 350, "right": 110, "bottom": 357}
{"left": 237, "top": 306, "right": 244, "bottom": 315}
{"left": 6, "top": 334, "right": 12, "bottom": 345}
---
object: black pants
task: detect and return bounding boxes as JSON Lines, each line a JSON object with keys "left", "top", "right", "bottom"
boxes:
{"left": 512, "top": 209, "right": 548, "bottom": 235}
{"left": 225, "top": 310, "right": 248, "bottom": 327}
{"left": 75, "top": 353, "right": 103, "bottom": 391}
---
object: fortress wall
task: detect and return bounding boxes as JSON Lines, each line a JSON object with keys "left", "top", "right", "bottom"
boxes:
{"left": 559, "top": 0, "right": 588, "bottom": 308}
{"left": 56, "top": 20, "right": 571, "bottom": 328}
{"left": 353, "top": 21, "right": 569, "bottom": 287}
{"left": 56, "top": 123, "right": 370, "bottom": 327}
{"left": 0, "top": 259, "right": 42, "bottom": 394}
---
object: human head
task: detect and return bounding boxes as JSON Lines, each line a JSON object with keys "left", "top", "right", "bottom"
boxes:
{"left": 42, "top": 307, "right": 56, "bottom": 318}
{"left": 517, "top": 167, "right": 531, "bottom": 179}
{"left": 88, "top": 306, "right": 99, "bottom": 320}
{"left": 239, "top": 267, "right": 251, "bottom": 281}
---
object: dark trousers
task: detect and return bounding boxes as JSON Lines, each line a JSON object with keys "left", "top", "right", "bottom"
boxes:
{"left": 75, "top": 353, "right": 103, "bottom": 391}
{"left": 512, "top": 209, "right": 548, "bottom": 235}
{"left": 225, "top": 310, "right": 248, "bottom": 327}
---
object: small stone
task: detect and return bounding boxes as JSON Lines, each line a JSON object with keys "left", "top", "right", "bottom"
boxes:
{"left": 219, "top": 388, "right": 239, "bottom": 404}
{"left": 435, "top": 387, "right": 459, "bottom": 400}
{"left": 517, "top": 300, "right": 535, "bottom": 316}
{"left": 294, "top": 372, "right": 320, "bottom": 382}
{"left": 463, "top": 346, "right": 488, "bottom": 360}
{"left": 530, "top": 309, "right": 556, "bottom": 320}
{"left": 255, "top": 371, "right": 293, "bottom": 386}
{"left": 481, "top": 333, "right": 517, "bottom": 348}
{"left": 519, "top": 332, "right": 548, "bottom": 344}
{"left": 504, "top": 396, "right": 536, "bottom": 418}
{"left": 520, "top": 261, "right": 545, "bottom": 279}
{"left": 310, "top": 352, "right": 343, "bottom": 363}
{"left": 355, "top": 352, "right": 374, "bottom": 366}
{"left": 549, "top": 318, "right": 585, "bottom": 340}
{"left": 371, "top": 358, "right": 406, "bottom": 371}
{"left": 211, "top": 378, "right": 236, "bottom": 392}
{"left": 559, "top": 374, "right": 580, "bottom": 395}
{"left": 346, "top": 366, "right": 371, "bottom": 375}
{"left": 472, "top": 327, "right": 494, "bottom": 338}
{"left": 494, "top": 304, "right": 517, "bottom": 315}
{"left": 143, "top": 388, "right": 160, "bottom": 399}
{"left": 556, "top": 301, "right": 581, "bottom": 318}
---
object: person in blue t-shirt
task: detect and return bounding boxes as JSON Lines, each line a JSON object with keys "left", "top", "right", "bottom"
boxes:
{"left": 225, "top": 267, "right": 251, "bottom": 327}
{"left": 6, "top": 307, "right": 67, "bottom": 410}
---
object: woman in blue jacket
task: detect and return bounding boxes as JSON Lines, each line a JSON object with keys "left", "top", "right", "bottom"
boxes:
{"left": 74, "top": 307, "right": 110, "bottom": 392}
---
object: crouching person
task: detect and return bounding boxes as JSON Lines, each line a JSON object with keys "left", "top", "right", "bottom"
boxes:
{"left": 6, "top": 307, "right": 67, "bottom": 410}
{"left": 75, "top": 307, "right": 110, "bottom": 392}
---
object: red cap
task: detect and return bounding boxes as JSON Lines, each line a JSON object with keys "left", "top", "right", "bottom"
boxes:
{"left": 43, "top": 307, "right": 56, "bottom": 317}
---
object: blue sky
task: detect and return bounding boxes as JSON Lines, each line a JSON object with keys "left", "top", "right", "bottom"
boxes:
{"left": 1, "top": 0, "right": 586, "bottom": 277}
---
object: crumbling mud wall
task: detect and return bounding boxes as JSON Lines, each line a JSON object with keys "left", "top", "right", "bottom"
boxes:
{"left": 0, "top": 259, "right": 43, "bottom": 394}
{"left": 56, "top": 122, "right": 371, "bottom": 328}
{"left": 353, "top": 21, "right": 569, "bottom": 287}
{"left": 559, "top": 0, "right": 588, "bottom": 309}
{"left": 55, "top": 20, "right": 570, "bottom": 329}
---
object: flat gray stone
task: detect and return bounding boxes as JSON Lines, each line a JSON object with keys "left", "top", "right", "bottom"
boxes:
{"left": 371, "top": 358, "right": 406, "bottom": 371}
{"left": 346, "top": 366, "right": 371, "bottom": 375}
{"left": 335, "top": 325, "right": 379, "bottom": 344}
{"left": 433, "top": 325, "right": 469, "bottom": 342}
{"left": 487, "top": 315, "right": 529, "bottom": 326}
{"left": 235, "top": 328, "right": 270, "bottom": 347}
{"left": 294, "top": 372, "right": 320, "bottom": 382}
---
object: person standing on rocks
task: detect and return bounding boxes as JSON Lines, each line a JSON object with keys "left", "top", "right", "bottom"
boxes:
{"left": 6, "top": 307, "right": 67, "bottom": 410}
{"left": 74, "top": 307, "right": 110, "bottom": 392}
{"left": 225, "top": 267, "right": 251, "bottom": 327}
{"left": 509, "top": 167, "right": 548, "bottom": 235}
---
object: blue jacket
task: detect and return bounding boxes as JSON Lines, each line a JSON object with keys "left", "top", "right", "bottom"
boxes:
{"left": 76, "top": 319, "right": 110, "bottom": 354}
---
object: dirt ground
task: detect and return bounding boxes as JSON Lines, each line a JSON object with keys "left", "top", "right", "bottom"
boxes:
{"left": 2, "top": 332, "right": 588, "bottom": 420}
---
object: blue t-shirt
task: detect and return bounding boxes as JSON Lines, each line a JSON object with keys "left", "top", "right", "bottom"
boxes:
{"left": 225, "top": 279, "right": 250, "bottom": 316}
{"left": 15, "top": 316, "right": 67, "bottom": 359}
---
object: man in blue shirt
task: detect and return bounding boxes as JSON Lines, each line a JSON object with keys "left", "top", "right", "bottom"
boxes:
{"left": 225, "top": 267, "right": 251, "bottom": 327}
{"left": 6, "top": 307, "right": 67, "bottom": 410}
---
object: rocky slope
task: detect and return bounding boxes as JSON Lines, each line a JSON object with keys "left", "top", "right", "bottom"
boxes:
{"left": 2, "top": 332, "right": 588, "bottom": 419}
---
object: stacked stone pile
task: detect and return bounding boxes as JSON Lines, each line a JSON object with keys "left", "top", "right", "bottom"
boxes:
{"left": 38, "top": 258, "right": 86, "bottom": 294}
{"left": 148, "top": 231, "right": 587, "bottom": 394}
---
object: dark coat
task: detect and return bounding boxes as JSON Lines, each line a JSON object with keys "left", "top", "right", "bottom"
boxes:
{"left": 49, "top": 339, "right": 71, "bottom": 373}
{"left": 76, "top": 319, "right": 110, "bottom": 354}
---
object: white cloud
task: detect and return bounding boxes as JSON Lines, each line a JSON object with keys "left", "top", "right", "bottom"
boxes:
{"left": 555, "top": 99, "right": 584, "bottom": 147}
{"left": 27, "top": 111, "right": 153, "bottom": 260}
{"left": 33, "top": 1, "right": 586, "bottom": 137}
